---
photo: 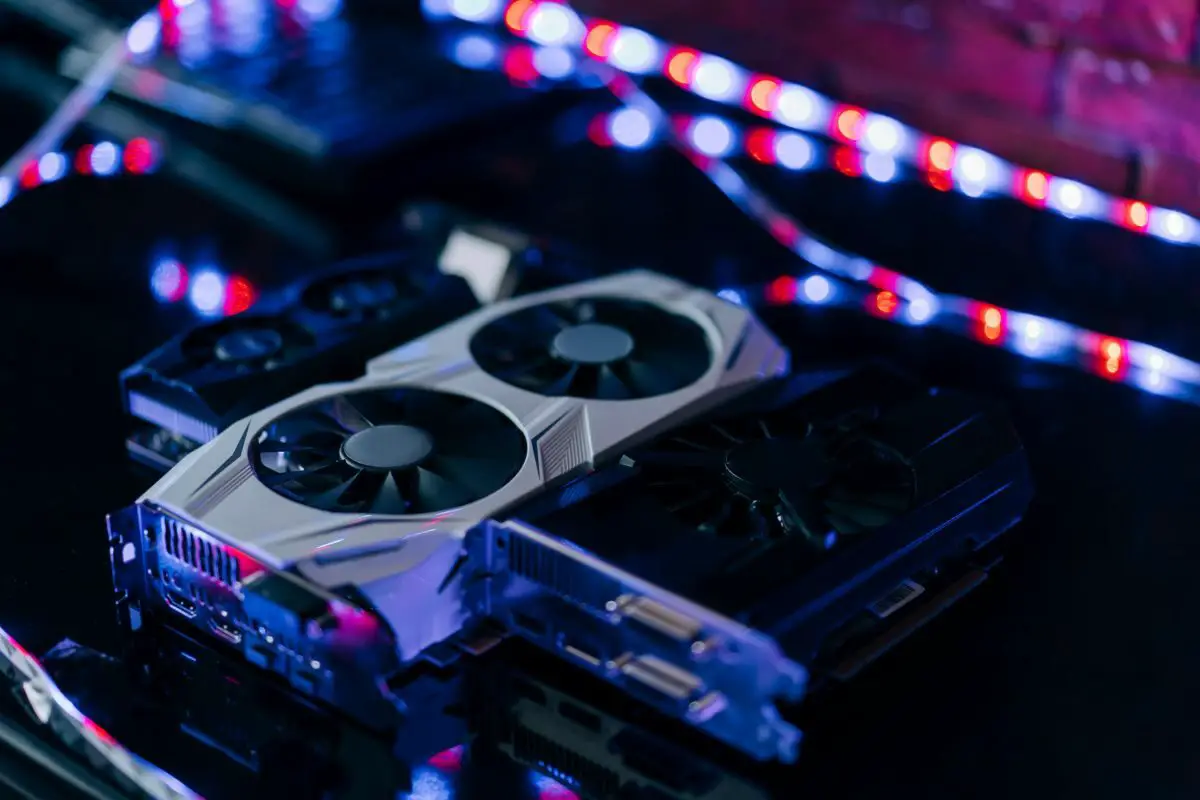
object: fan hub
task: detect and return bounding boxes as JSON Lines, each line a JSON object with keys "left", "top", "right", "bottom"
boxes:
{"left": 340, "top": 425, "right": 434, "bottom": 472}
{"left": 551, "top": 323, "right": 635, "bottom": 365}
{"left": 214, "top": 328, "right": 284, "bottom": 362}
{"left": 724, "top": 437, "right": 826, "bottom": 497}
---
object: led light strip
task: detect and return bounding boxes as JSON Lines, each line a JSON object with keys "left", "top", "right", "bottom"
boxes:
{"left": 440, "top": 15, "right": 1200, "bottom": 403}
{"left": 0, "top": 138, "right": 162, "bottom": 212}
{"left": 432, "top": 0, "right": 1200, "bottom": 247}
{"left": 0, "top": 625, "right": 202, "bottom": 799}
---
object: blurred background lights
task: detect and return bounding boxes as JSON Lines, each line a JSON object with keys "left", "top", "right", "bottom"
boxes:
{"left": 526, "top": 3, "right": 583, "bottom": 47}
{"left": 37, "top": 152, "right": 67, "bottom": 183}
{"left": 189, "top": 269, "right": 226, "bottom": 315}
{"left": 126, "top": 12, "right": 162, "bottom": 55}
{"left": 691, "top": 55, "right": 742, "bottom": 102}
{"left": 608, "top": 28, "right": 658, "bottom": 73}
{"left": 862, "top": 115, "right": 903, "bottom": 154}
{"left": 452, "top": 33, "right": 500, "bottom": 68}
{"left": 298, "top": 0, "right": 344, "bottom": 23}
{"left": 90, "top": 142, "right": 120, "bottom": 176}
{"left": 863, "top": 152, "right": 897, "bottom": 182}
{"left": 607, "top": 107, "right": 653, "bottom": 149}
{"left": 802, "top": 273, "right": 832, "bottom": 303}
{"left": 150, "top": 259, "right": 189, "bottom": 303}
{"left": 773, "top": 132, "right": 813, "bottom": 170}
{"left": 532, "top": 45, "right": 574, "bottom": 78}
{"left": 690, "top": 116, "right": 734, "bottom": 157}
{"left": 447, "top": 0, "right": 501, "bottom": 23}
{"left": 774, "top": 84, "right": 819, "bottom": 127}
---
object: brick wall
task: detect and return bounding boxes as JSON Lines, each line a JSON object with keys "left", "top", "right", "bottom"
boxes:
{"left": 579, "top": 0, "right": 1200, "bottom": 215}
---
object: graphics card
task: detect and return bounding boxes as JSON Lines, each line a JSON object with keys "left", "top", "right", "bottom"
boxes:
{"left": 469, "top": 643, "right": 772, "bottom": 800}
{"left": 108, "top": 269, "right": 789, "bottom": 726}
{"left": 122, "top": 250, "right": 479, "bottom": 472}
{"left": 464, "top": 367, "right": 1033, "bottom": 762}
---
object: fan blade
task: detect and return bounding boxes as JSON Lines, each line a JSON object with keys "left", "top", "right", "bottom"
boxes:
{"left": 329, "top": 395, "right": 379, "bottom": 431}
{"left": 259, "top": 458, "right": 347, "bottom": 488}
{"left": 613, "top": 357, "right": 689, "bottom": 397}
{"left": 256, "top": 442, "right": 327, "bottom": 457}
{"left": 368, "top": 472, "right": 416, "bottom": 515}
{"left": 269, "top": 411, "right": 349, "bottom": 440}
{"left": 411, "top": 466, "right": 475, "bottom": 513}
{"left": 595, "top": 365, "right": 636, "bottom": 400}
{"left": 429, "top": 403, "right": 519, "bottom": 451}
{"left": 333, "top": 469, "right": 387, "bottom": 510}
{"left": 424, "top": 452, "right": 518, "bottom": 499}
{"left": 565, "top": 363, "right": 602, "bottom": 398}
{"left": 490, "top": 353, "right": 576, "bottom": 393}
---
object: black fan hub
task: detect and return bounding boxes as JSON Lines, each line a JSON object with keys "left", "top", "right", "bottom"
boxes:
{"left": 551, "top": 323, "right": 635, "bottom": 365}
{"left": 214, "top": 328, "right": 284, "bottom": 362}
{"left": 340, "top": 425, "right": 433, "bottom": 472}
{"left": 724, "top": 437, "right": 828, "bottom": 498}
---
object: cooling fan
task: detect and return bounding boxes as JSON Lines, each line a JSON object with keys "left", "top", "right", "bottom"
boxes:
{"left": 632, "top": 406, "right": 916, "bottom": 550}
{"left": 301, "top": 269, "right": 417, "bottom": 322}
{"left": 252, "top": 388, "right": 528, "bottom": 515}
{"left": 178, "top": 316, "right": 317, "bottom": 380}
{"left": 469, "top": 297, "right": 712, "bottom": 400}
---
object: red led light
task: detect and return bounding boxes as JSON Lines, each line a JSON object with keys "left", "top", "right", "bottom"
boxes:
{"left": 504, "top": 0, "right": 535, "bottom": 32}
{"left": 428, "top": 746, "right": 464, "bottom": 772}
{"left": 765, "top": 276, "right": 797, "bottom": 305}
{"left": 584, "top": 21, "right": 616, "bottom": 58}
{"left": 587, "top": 115, "right": 612, "bottom": 147}
{"left": 83, "top": 719, "right": 116, "bottom": 746}
{"left": 871, "top": 290, "right": 899, "bottom": 317}
{"left": 868, "top": 266, "right": 900, "bottom": 292}
{"left": 502, "top": 44, "right": 539, "bottom": 84}
{"left": 746, "top": 76, "right": 780, "bottom": 114}
{"left": 833, "top": 147, "right": 861, "bottom": 177}
{"left": 925, "top": 139, "right": 955, "bottom": 172}
{"left": 744, "top": 128, "right": 776, "bottom": 163}
{"left": 75, "top": 145, "right": 95, "bottom": 175}
{"left": 834, "top": 107, "right": 865, "bottom": 142}
{"left": 665, "top": 48, "right": 698, "bottom": 86}
{"left": 223, "top": 275, "right": 257, "bottom": 316}
{"left": 123, "top": 137, "right": 158, "bottom": 174}
{"left": 1098, "top": 337, "right": 1127, "bottom": 378}
{"left": 1019, "top": 170, "right": 1049, "bottom": 206}
{"left": 19, "top": 161, "right": 40, "bottom": 189}
{"left": 977, "top": 304, "right": 1006, "bottom": 344}
{"left": 926, "top": 171, "right": 952, "bottom": 192}
{"left": 1124, "top": 200, "right": 1149, "bottom": 230}
{"left": 768, "top": 215, "right": 800, "bottom": 247}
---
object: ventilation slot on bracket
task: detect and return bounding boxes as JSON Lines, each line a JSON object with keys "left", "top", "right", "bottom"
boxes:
{"left": 160, "top": 519, "right": 239, "bottom": 589}
{"left": 507, "top": 535, "right": 610, "bottom": 610}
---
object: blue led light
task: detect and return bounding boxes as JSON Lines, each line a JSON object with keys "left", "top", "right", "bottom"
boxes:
{"left": 773, "top": 133, "right": 814, "bottom": 170}
{"left": 532, "top": 46, "right": 575, "bottom": 79}
{"left": 189, "top": 269, "right": 226, "bottom": 316}
{"left": 717, "top": 287, "right": 747, "bottom": 306}
{"left": 90, "top": 142, "right": 120, "bottom": 176}
{"left": 607, "top": 107, "right": 653, "bottom": 149}
{"left": 150, "top": 259, "right": 186, "bottom": 303}
{"left": 404, "top": 767, "right": 454, "bottom": 800}
{"left": 298, "top": 0, "right": 343, "bottom": 22}
{"left": 126, "top": 12, "right": 161, "bottom": 56}
{"left": 801, "top": 274, "right": 832, "bottom": 303}
{"left": 0, "top": 177, "right": 11, "bottom": 208}
{"left": 690, "top": 116, "right": 734, "bottom": 158}
{"left": 691, "top": 55, "right": 744, "bottom": 103}
{"left": 863, "top": 152, "right": 897, "bottom": 183}
{"left": 452, "top": 33, "right": 501, "bottom": 69}
{"left": 38, "top": 152, "right": 67, "bottom": 183}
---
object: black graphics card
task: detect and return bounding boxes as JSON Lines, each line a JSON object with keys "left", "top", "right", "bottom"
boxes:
{"left": 121, "top": 250, "right": 478, "bottom": 472}
{"left": 463, "top": 366, "right": 1034, "bottom": 763}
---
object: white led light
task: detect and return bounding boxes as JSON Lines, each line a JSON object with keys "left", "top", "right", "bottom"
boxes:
{"left": 526, "top": 3, "right": 583, "bottom": 47}
{"left": 863, "top": 152, "right": 897, "bottom": 183}
{"left": 773, "top": 84, "right": 820, "bottom": 128}
{"left": 690, "top": 116, "right": 734, "bottom": 157}
{"left": 189, "top": 270, "right": 226, "bottom": 315}
{"left": 773, "top": 133, "right": 814, "bottom": 170}
{"left": 452, "top": 33, "right": 499, "bottom": 69}
{"left": 954, "top": 148, "right": 989, "bottom": 184}
{"left": 801, "top": 274, "right": 832, "bottom": 303}
{"left": 691, "top": 55, "right": 743, "bottom": 102}
{"left": 608, "top": 28, "right": 659, "bottom": 74}
{"left": 1150, "top": 208, "right": 1195, "bottom": 243}
{"left": 126, "top": 12, "right": 161, "bottom": 56}
{"left": 959, "top": 179, "right": 986, "bottom": 198}
{"left": 906, "top": 296, "right": 935, "bottom": 324}
{"left": 91, "top": 142, "right": 120, "bottom": 176}
{"left": 532, "top": 46, "right": 575, "bottom": 79}
{"left": 607, "top": 107, "right": 653, "bottom": 149}
{"left": 447, "top": 0, "right": 501, "bottom": 23}
{"left": 0, "top": 177, "right": 12, "bottom": 208}
{"left": 420, "top": 0, "right": 451, "bottom": 17}
{"left": 717, "top": 288, "right": 746, "bottom": 306}
{"left": 37, "top": 152, "right": 67, "bottom": 183}
{"left": 862, "top": 115, "right": 903, "bottom": 155}
{"left": 1047, "top": 179, "right": 1100, "bottom": 217}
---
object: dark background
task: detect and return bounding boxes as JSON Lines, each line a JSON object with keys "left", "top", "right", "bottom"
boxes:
{"left": 1, "top": 3, "right": 1200, "bottom": 798}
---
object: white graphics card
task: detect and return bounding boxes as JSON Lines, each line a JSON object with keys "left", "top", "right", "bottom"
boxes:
{"left": 131, "top": 270, "right": 789, "bottom": 663}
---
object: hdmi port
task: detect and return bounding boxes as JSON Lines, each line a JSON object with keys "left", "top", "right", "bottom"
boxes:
{"left": 210, "top": 617, "right": 242, "bottom": 645}
{"left": 165, "top": 591, "right": 197, "bottom": 619}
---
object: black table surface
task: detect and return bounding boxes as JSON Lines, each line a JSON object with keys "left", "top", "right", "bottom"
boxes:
{"left": 1, "top": 9, "right": 1200, "bottom": 799}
